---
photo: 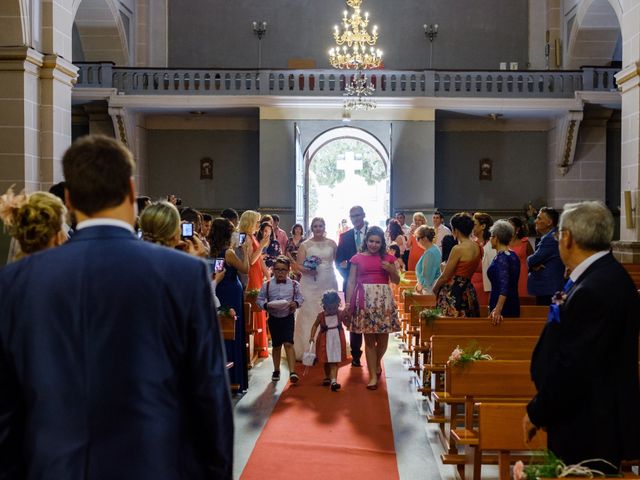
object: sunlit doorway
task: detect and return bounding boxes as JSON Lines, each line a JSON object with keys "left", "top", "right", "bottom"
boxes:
{"left": 304, "top": 127, "right": 390, "bottom": 241}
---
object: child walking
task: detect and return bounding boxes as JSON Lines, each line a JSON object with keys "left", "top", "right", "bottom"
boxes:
{"left": 309, "top": 290, "right": 348, "bottom": 391}
{"left": 257, "top": 256, "right": 304, "bottom": 384}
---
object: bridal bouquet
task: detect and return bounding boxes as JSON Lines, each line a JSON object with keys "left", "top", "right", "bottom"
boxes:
{"left": 303, "top": 255, "right": 322, "bottom": 281}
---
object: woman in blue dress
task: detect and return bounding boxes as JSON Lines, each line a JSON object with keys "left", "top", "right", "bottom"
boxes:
{"left": 487, "top": 220, "right": 521, "bottom": 323}
{"left": 414, "top": 225, "right": 441, "bottom": 294}
{"left": 212, "top": 217, "right": 252, "bottom": 393}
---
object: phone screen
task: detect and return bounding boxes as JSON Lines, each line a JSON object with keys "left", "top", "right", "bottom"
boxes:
{"left": 214, "top": 258, "right": 225, "bottom": 273}
{"left": 238, "top": 233, "right": 246, "bottom": 245}
{"left": 181, "top": 222, "right": 194, "bottom": 238}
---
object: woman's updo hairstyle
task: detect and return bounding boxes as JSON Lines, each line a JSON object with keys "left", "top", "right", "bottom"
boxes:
{"left": 139, "top": 201, "right": 180, "bottom": 246}
{"left": 0, "top": 188, "right": 66, "bottom": 255}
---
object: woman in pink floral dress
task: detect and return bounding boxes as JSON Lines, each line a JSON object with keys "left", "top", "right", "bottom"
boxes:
{"left": 345, "top": 226, "right": 401, "bottom": 390}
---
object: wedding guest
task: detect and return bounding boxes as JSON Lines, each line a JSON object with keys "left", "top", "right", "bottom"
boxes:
{"left": 432, "top": 213, "right": 481, "bottom": 317}
{"left": 406, "top": 212, "right": 428, "bottom": 271}
{"left": 345, "top": 226, "right": 401, "bottom": 390}
{"left": 0, "top": 188, "right": 67, "bottom": 261}
{"left": 272, "top": 214, "right": 289, "bottom": 252}
{"left": 527, "top": 207, "right": 564, "bottom": 305}
{"left": 395, "top": 211, "right": 410, "bottom": 236}
{"left": 487, "top": 220, "right": 520, "bottom": 323}
{"left": 525, "top": 201, "right": 640, "bottom": 472}
{"left": 471, "top": 212, "right": 495, "bottom": 306}
{"left": 257, "top": 221, "right": 281, "bottom": 269}
{"left": 508, "top": 216, "right": 533, "bottom": 297}
{"left": 286, "top": 223, "right": 305, "bottom": 279}
{"left": 221, "top": 208, "right": 240, "bottom": 247}
{"left": 387, "top": 219, "right": 407, "bottom": 256}
{"left": 414, "top": 225, "right": 441, "bottom": 294}
{"left": 432, "top": 210, "right": 453, "bottom": 247}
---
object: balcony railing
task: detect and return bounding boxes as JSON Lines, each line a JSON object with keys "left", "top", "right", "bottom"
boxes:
{"left": 75, "top": 63, "right": 619, "bottom": 99}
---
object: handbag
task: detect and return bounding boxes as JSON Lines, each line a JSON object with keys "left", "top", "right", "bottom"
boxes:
{"left": 302, "top": 341, "right": 316, "bottom": 367}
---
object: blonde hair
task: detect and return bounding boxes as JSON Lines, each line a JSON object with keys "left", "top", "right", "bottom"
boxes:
{"left": 413, "top": 212, "right": 427, "bottom": 225}
{"left": 238, "top": 210, "right": 261, "bottom": 234}
{"left": 139, "top": 201, "right": 180, "bottom": 246}
{"left": 0, "top": 189, "right": 66, "bottom": 255}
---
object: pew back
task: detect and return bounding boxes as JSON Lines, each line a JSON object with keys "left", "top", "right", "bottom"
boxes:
{"left": 431, "top": 335, "right": 538, "bottom": 365}
{"left": 447, "top": 360, "right": 535, "bottom": 398}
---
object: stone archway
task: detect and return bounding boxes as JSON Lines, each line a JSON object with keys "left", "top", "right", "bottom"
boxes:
{"left": 73, "top": 0, "right": 129, "bottom": 65}
{"left": 566, "top": 0, "right": 622, "bottom": 69}
{"left": 303, "top": 127, "right": 390, "bottom": 237}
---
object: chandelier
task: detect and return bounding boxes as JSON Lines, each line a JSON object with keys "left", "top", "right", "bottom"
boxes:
{"left": 329, "top": 0, "right": 382, "bottom": 111}
{"left": 329, "top": 0, "right": 382, "bottom": 70}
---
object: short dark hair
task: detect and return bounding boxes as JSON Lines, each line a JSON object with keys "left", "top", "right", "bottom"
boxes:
{"left": 388, "top": 243, "right": 401, "bottom": 258}
{"left": 210, "top": 218, "right": 234, "bottom": 254}
{"left": 63, "top": 135, "right": 134, "bottom": 215}
{"left": 508, "top": 216, "right": 528, "bottom": 239}
{"left": 433, "top": 210, "right": 444, "bottom": 220}
{"left": 272, "top": 214, "right": 280, "bottom": 222}
{"left": 136, "top": 196, "right": 151, "bottom": 214}
{"left": 220, "top": 208, "right": 238, "bottom": 221}
{"left": 450, "top": 212, "right": 474, "bottom": 237}
{"left": 387, "top": 219, "right": 403, "bottom": 240}
{"left": 291, "top": 223, "right": 304, "bottom": 236}
{"left": 48, "top": 181, "right": 66, "bottom": 202}
{"left": 180, "top": 208, "right": 200, "bottom": 224}
{"left": 540, "top": 207, "right": 559, "bottom": 227}
{"left": 473, "top": 212, "right": 494, "bottom": 242}
{"left": 273, "top": 255, "right": 290, "bottom": 268}
{"left": 363, "top": 226, "right": 387, "bottom": 258}
{"left": 202, "top": 214, "right": 213, "bottom": 222}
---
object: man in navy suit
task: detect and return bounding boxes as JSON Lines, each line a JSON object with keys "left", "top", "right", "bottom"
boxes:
{"left": 0, "top": 136, "right": 233, "bottom": 479}
{"left": 524, "top": 201, "right": 640, "bottom": 472}
{"left": 527, "top": 207, "right": 565, "bottom": 305}
{"left": 336, "top": 205, "right": 367, "bottom": 367}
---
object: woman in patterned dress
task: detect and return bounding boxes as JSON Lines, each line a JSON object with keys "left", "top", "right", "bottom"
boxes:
{"left": 432, "top": 213, "right": 482, "bottom": 317}
{"left": 345, "top": 226, "right": 401, "bottom": 390}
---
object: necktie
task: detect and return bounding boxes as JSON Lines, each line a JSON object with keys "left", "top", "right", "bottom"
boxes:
{"left": 355, "top": 230, "right": 362, "bottom": 250}
{"left": 563, "top": 278, "right": 574, "bottom": 293}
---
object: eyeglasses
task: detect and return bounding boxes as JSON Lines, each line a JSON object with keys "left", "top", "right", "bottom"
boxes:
{"left": 350, "top": 213, "right": 364, "bottom": 218}
{"left": 273, "top": 268, "right": 289, "bottom": 272}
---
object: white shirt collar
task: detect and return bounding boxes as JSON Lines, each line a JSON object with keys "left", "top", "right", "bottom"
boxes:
{"left": 76, "top": 218, "right": 135, "bottom": 233}
{"left": 569, "top": 250, "right": 609, "bottom": 283}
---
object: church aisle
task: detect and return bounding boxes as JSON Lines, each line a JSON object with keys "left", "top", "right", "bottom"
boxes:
{"left": 233, "top": 336, "right": 461, "bottom": 479}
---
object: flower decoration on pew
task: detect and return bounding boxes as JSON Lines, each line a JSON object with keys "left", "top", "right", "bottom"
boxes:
{"left": 399, "top": 272, "right": 413, "bottom": 285}
{"left": 513, "top": 451, "right": 617, "bottom": 479}
{"left": 217, "top": 305, "right": 237, "bottom": 319}
{"left": 245, "top": 288, "right": 260, "bottom": 298}
{"left": 303, "top": 255, "right": 322, "bottom": 281}
{"left": 418, "top": 307, "right": 442, "bottom": 326}
{"left": 402, "top": 288, "right": 415, "bottom": 298}
{"left": 448, "top": 343, "right": 492, "bottom": 367}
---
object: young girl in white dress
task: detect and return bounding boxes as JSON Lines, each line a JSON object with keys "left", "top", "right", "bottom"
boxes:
{"left": 309, "top": 290, "right": 348, "bottom": 391}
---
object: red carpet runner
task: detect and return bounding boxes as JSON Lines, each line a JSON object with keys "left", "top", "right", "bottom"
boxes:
{"left": 240, "top": 359, "right": 400, "bottom": 480}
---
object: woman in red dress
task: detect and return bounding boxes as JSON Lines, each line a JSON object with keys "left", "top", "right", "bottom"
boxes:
{"left": 406, "top": 212, "right": 427, "bottom": 271}
{"left": 239, "top": 210, "right": 270, "bottom": 358}
{"left": 508, "top": 216, "right": 534, "bottom": 297}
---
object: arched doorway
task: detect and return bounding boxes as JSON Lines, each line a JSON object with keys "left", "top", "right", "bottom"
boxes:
{"left": 303, "top": 127, "right": 390, "bottom": 240}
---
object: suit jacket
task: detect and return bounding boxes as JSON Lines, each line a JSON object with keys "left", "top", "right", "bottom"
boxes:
{"left": 526, "top": 228, "right": 565, "bottom": 296}
{"left": 527, "top": 253, "right": 640, "bottom": 466}
{"left": 0, "top": 226, "right": 233, "bottom": 480}
{"left": 335, "top": 226, "right": 367, "bottom": 291}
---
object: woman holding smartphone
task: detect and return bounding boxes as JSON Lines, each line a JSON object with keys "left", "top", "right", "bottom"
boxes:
{"left": 212, "top": 217, "right": 252, "bottom": 393}
{"left": 238, "top": 210, "right": 270, "bottom": 358}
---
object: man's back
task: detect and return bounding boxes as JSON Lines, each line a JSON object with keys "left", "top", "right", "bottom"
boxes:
{"left": 0, "top": 226, "right": 233, "bottom": 480}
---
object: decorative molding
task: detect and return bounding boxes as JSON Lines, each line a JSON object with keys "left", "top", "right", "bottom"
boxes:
{"left": 145, "top": 116, "right": 259, "bottom": 131}
{"left": 40, "top": 55, "right": 79, "bottom": 86}
{"left": 555, "top": 110, "right": 583, "bottom": 176}
{"left": 0, "top": 47, "right": 44, "bottom": 73}
{"left": 614, "top": 61, "right": 640, "bottom": 92}
{"left": 108, "top": 106, "right": 135, "bottom": 147}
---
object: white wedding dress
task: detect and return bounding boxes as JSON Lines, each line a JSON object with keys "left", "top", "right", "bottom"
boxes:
{"left": 294, "top": 239, "right": 338, "bottom": 360}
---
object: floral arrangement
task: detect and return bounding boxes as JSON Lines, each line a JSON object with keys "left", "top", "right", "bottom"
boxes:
{"left": 419, "top": 307, "right": 442, "bottom": 326}
{"left": 303, "top": 255, "right": 322, "bottom": 281}
{"left": 217, "top": 305, "right": 237, "bottom": 318}
{"left": 514, "top": 451, "right": 617, "bottom": 479}
{"left": 548, "top": 290, "right": 568, "bottom": 324}
{"left": 402, "top": 288, "right": 415, "bottom": 298}
{"left": 245, "top": 288, "right": 260, "bottom": 298}
{"left": 399, "top": 272, "right": 413, "bottom": 285}
{"left": 448, "top": 342, "right": 492, "bottom": 366}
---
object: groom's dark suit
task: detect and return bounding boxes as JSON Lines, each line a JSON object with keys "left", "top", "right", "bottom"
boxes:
{"left": 336, "top": 225, "right": 367, "bottom": 363}
{"left": 527, "top": 253, "right": 640, "bottom": 468}
{"left": 0, "top": 225, "right": 233, "bottom": 479}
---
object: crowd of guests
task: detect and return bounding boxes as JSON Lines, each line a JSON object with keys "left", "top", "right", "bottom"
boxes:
{"left": 1, "top": 134, "right": 639, "bottom": 477}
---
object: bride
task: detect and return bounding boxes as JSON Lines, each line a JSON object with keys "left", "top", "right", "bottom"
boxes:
{"left": 293, "top": 217, "right": 338, "bottom": 360}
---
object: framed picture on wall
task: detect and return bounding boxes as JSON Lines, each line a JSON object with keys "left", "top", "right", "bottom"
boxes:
{"left": 479, "top": 158, "right": 492, "bottom": 181}
{"left": 200, "top": 157, "right": 213, "bottom": 179}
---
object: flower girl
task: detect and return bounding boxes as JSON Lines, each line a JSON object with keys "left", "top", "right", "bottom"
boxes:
{"left": 309, "top": 290, "right": 349, "bottom": 391}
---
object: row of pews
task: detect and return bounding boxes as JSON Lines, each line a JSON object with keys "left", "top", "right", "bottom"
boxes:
{"left": 392, "top": 268, "right": 639, "bottom": 480}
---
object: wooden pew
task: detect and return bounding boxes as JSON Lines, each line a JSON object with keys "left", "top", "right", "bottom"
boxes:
{"left": 465, "top": 402, "right": 547, "bottom": 480}
{"left": 440, "top": 360, "right": 536, "bottom": 473}
{"left": 402, "top": 295, "right": 436, "bottom": 369}
{"left": 478, "top": 305, "right": 549, "bottom": 318}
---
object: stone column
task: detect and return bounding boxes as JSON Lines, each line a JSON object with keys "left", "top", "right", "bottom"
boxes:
{"left": 0, "top": 47, "right": 43, "bottom": 193}
{"left": 39, "top": 54, "right": 77, "bottom": 190}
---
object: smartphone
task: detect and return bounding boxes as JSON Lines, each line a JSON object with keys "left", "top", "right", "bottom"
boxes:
{"left": 238, "top": 233, "right": 246, "bottom": 245}
{"left": 214, "top": 258, "right": 225, "bottom": 273}
{"left": 181, "top": 222, "right": 194, "bottom": 239}
{"left": 136, "top": 230, "right": 143, "bottom": 239}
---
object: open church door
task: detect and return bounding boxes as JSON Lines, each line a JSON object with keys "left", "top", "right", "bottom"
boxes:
{"left": 294, "top": 123, "right": 305, "bottom": 226}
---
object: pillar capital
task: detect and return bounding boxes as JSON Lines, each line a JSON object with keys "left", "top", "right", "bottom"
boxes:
{"left": 0, "top": 46, "right": 44, "bottom": 73}
{"left": 40, "top": 54, "right": 78, "bottom": 86}
{"left": 615, "top": 61, "right": 640, "bottom": 93}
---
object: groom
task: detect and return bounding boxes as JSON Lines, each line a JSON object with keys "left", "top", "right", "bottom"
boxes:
{"left": 336, "top": 205, "right": 368, "bottom": 367}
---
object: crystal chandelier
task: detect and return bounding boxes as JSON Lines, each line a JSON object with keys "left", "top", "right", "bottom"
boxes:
{"left": 329, "top": 0, "right": 382, "bottom": 70}
{"left": 329, "top": 0, "right": 382, "bottom": 111}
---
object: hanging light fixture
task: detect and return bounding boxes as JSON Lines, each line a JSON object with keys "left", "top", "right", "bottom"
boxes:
{"left": 329, "top": 0, "right": 382, "bottom": 111}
